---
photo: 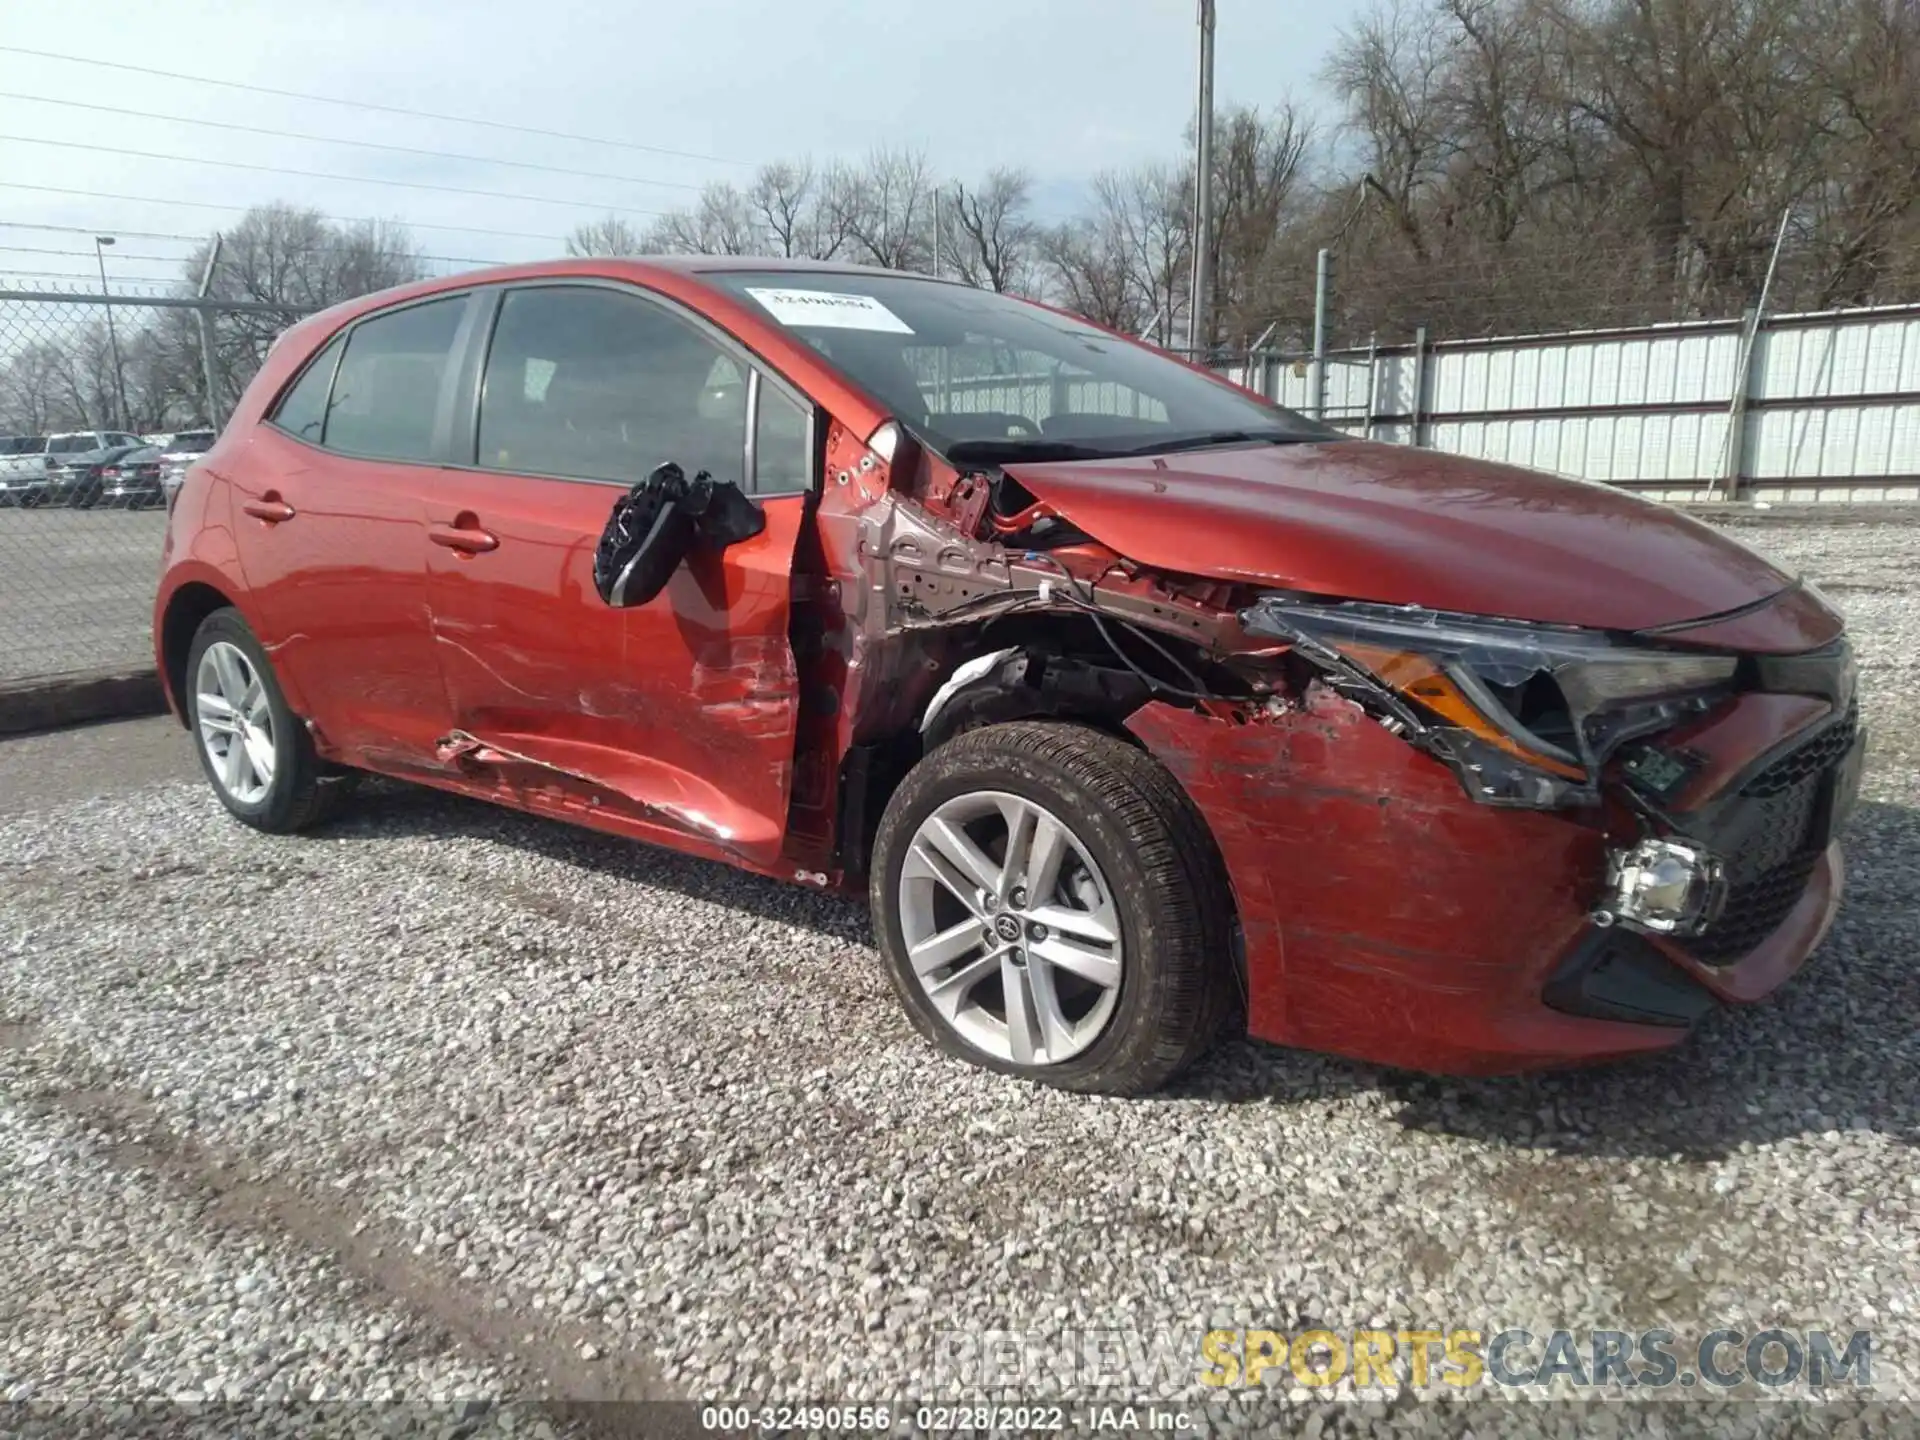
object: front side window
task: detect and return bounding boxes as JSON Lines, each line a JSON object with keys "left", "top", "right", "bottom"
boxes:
{"left": 755, "top": 384, "right": 811, "bottom": 495}
{"left": 477, "top": 285, "right": 748, "bottom": 486}
{"left": 270, "top": 334, "right": 344, "bottom": 444}
{"left": 322, "top": 296, "right": 467, "bottom": 461}
{"left": 703, "top": 271, "right": 1339, "bottom": 463}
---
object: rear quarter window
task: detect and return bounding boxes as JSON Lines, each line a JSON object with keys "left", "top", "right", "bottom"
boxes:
{"left": 269, "top": 334, "right": 346, "bottom": 445}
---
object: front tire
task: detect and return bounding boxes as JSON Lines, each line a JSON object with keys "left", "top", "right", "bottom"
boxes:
{"left": 186, "top": 609, "right": 345, "bottom": 833}
{"left": 870, "top": 721, "right": 1235, "bottom": 1096}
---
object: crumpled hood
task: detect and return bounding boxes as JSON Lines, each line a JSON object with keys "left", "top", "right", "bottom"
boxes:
{"left": 1005, "top": 440, "right": 1800, "bottom": 634}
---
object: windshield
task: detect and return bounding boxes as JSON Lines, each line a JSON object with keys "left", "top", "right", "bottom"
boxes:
{"left": 169, "top": 432, "right": 215, "bottom": 452}
{"left": 47, "top": 435, "right": 97, "bottom": 455}
{"left": 703, "top": 271, "right": 1340, "bottom": 461}
{"left": 0, "top": 436, "right": 46, "bottom": 455}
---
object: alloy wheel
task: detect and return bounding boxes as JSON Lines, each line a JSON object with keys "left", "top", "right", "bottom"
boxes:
{"left": 195, "top": 640, "right": 276, "bottom": 805}
{"left": 896, "top": 790, "right": 1123, "bottom": 1066}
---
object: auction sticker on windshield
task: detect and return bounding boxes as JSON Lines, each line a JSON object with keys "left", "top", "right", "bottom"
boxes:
{"left": 744, "top": 287, "right": 914, "bottom": 333}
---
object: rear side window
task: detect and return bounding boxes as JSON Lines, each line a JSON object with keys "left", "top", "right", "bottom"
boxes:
{"left": 271, "top": 334, "right": 345, "bottom": 444}
{"left": 323, "top": 297, "right": 466, "bottom": 462}
{"left": 476, "top": 286, "right": 746, "bottom": 486}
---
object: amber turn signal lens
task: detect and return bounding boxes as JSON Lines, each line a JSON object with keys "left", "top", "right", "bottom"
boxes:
{"left": 1338, "top": 641, "right": 1587, "bottom": 780}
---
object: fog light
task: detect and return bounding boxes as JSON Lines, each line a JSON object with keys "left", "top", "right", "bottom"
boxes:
{"left": 1593, "top": 838, "right": 1726, "bottom": 937}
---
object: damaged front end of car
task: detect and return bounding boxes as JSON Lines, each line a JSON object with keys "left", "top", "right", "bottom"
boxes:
{"left": 1239, "top": 595, "right": 1748, "bottom": 939}
{"left": 778, "top": 415, "right": 1862, "bottom": 1074}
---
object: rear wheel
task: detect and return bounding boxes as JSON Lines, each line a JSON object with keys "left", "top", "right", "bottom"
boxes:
{"left": 186, "top": 609, "right": 347, "bottom": 833}
{"left": 870, "top": 720, "right": 1235, "bottom": 1096}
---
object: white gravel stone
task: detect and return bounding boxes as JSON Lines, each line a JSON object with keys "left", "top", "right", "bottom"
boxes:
{"left": 1, "top": 510, "right": 1916, "bottom": 1437}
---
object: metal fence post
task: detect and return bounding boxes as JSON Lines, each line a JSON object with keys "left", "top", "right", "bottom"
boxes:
{"left": 1716, "top": 206, "right": 1791, "bottom": 502}
{"left": 196, "top": 235, "right": 224, "bottom": 428}
{"left": 1362, "top": 334, "right": 1378, "bottom": 439}
{"left": 1410, "top": 326, "right": 1429, "bottom": 448}
{"left": 1311, "top": 248, "right": 1333, "bottom": 419}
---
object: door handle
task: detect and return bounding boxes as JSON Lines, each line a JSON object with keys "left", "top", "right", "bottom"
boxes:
{"left": 429, "top": 520, "right": 499, "bottom": 554}
{"left": 241, "top": 495, "right": 295, "bottom": 523}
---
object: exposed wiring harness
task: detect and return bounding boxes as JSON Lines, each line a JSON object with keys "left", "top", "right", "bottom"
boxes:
{"left": 1016, "top": 550, "right": 1230, "bottom": 703}
{"left": 894, "top": 546, "right": 1245, "bottom": 704}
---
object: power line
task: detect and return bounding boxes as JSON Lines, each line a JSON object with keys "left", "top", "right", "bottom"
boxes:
{"left": 0, "top": 268, "right": 182, "bottom": 283}
{"left": 0, "top": 183, "right": 573, "bottom": 244}
{"left": 0, "top": 94, "right": 705, "bottom": 193}
{"left": 0, "top": 44, "right": 749, "bottom": 168}
{"left": 2, "top": 134, "right": 675, "bottom": 217}
{"left": 2, "top": 242, "right": 513, "bottom": 268}
{"left": 0, "top": 220, "right": 208, "bottom": 243}
{"left": 4, "top": 244, "right": 198, "bottom": 263}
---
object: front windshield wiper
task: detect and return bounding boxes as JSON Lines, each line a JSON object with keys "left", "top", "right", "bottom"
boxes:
{"left": 944, "top": 438, "right": 1113, "bottom": 465}
{"left": 1112, "top": 428, "right": 1322, "bottom": 457}
{"left": 944, "top": 429, "right": 1329, "bottom": 467}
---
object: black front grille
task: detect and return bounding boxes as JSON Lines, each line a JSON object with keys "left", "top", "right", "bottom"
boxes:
{"left": 1741, "top": 703, "right": 1860, "bottom": 796}
{"left": 1683, "top": 700, "right": 1857, "bottom": 965}
{"left": 1688, "top": 853, "right": 1822, "bottom": 963}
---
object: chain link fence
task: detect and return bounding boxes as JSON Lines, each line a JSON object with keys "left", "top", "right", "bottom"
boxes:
{"left": 0, "top": 289, "right": 310, "bottom": 686}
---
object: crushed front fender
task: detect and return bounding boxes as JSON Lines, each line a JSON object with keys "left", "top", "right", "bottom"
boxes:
{"left": 1124, "top": 687, "right": 1683, "bottom": 1074}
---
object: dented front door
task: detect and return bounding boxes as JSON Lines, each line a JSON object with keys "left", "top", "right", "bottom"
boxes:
{"left": 422, "top": 467, "right": 805, "bottom": 866}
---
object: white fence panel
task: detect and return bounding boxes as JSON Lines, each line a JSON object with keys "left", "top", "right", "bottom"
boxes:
{"left": 1236, "top": 303, "right": 1920, "bottom": 502}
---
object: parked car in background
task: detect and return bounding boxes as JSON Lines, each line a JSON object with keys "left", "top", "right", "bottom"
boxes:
{"left": 158, "top": 429, "right": 217, "bottom": 506}
{"left": 96, "top": 446, "right": 168, "bottom": 508}
{"left": 46, "top": 434, "right": 147, "bottom": 508}
{"left": 153, "top": 258, "right": 1863, "bottom": 1095}
{"left": 0, "top": 435, "right": 50, "bottom": 506}
{"left": 44, "top": 430, "right": 144, "bottom": 503}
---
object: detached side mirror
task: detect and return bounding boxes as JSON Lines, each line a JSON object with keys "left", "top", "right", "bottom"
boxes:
{"left": 592, "top": 462, "right": 766, "bottom": 608}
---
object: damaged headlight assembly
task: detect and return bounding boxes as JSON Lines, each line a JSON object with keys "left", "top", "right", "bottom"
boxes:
{"left": 1242, "top": 597, "right": 1738, "bottom": 811}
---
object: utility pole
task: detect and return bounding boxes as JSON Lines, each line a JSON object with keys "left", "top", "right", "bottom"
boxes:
{"left": 94, "top": 236, "right": 129, "bottom": 429}
{"left": 1188, "top": 0, "right": 1216, "bottom": 362}
{"left": 932, "top": 184, "right": 943, "bottom": 279}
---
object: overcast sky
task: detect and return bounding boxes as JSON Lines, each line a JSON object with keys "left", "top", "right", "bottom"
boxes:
{"left": 1, "top": 0, "right": 1347, "bottom": 288}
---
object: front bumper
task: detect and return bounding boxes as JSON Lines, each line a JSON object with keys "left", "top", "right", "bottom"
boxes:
{"left": 1127, "top": 683, "right": 1856, "bottom": 1075}
{"left": 99, "top": 476, "right": 164, "bottom": 505}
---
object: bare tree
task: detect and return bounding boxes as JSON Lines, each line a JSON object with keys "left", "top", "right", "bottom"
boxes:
{"left": 640, "top": 184, "right": 764, "bottom": 256}
{"left": 1327, "top": 1, "right": 1453, "bottom": 261}
{"left": 830, "top": 148, "right": 937, "bottom": 271}
{"left": 750, "top": 161, "right": 851, "bottom": 259}
{"left": 565, "top": 217, "right": 647, "bottom": 256}
{"left": 948, "top": 168, "right": 1038, "bottom": 292}
{"left": 179, "top": 203, "right": 428, "bottom": 421}
{"left": 1037, "top": 203, "right": 1148, "bottom": 334}
{"left": 1207, "top": 103, "right": 1316, "bottom": 345}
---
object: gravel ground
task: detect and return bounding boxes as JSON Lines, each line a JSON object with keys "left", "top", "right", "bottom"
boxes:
{"left": 1, "top": 509, "right": 1917, "bottom": 1437}
{"left": 0, "top": 507, "right": 167, "bottom": 682}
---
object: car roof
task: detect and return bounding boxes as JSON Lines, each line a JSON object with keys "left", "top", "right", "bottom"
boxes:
{"left": 291, "top": 255, "right": 960, "bottom": 331}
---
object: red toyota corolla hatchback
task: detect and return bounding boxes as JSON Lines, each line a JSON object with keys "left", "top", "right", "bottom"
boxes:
{"left": 154, "top": 258, "right": 1864, "bottom": 1094}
